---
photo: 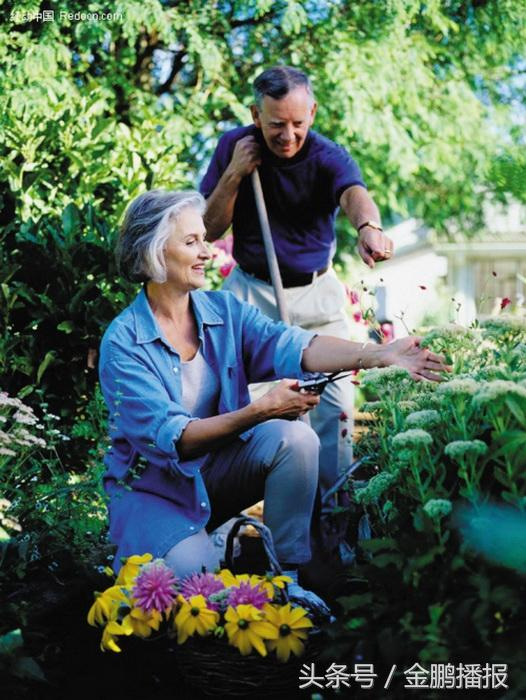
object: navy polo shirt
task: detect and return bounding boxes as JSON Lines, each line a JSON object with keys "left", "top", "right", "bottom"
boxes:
{"left": 200, "top": 125, "right": 365, "bottom": 275}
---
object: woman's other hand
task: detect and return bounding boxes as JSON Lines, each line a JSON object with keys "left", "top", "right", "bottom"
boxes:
{"left": 381, "top": 337, "right": 451, "bottom": 382}
{"left": 257, "top": 379, "right": 321, "bottom": 420}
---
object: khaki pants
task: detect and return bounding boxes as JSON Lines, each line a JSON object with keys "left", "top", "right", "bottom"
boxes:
{"left": 223, "top": 265, "right": 355, "bottom": 496}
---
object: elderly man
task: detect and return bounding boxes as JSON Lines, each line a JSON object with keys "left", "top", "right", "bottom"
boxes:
{"left": 200, "top": 65, "right": 393, "bottom": 499}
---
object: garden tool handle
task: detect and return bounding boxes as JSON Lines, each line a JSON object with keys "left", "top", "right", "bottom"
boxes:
{"left": 251, "top": 169, "right": 290, "bottom": 325}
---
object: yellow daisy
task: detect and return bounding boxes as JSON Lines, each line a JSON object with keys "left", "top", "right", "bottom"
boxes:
{"left": 174, "top": 594, "right": 219, "bottom": 644}
{"left": 100, "top": 618, "right": 134, "bottom": 653}
{"left": 217, "top": 569, "right": 263, "bottom": 588}
{"left": 115, "top": 553, "right": 153, "bottom": 587}
{"left": 224, "top": 604, "right": 278, "bottom": 657}
{"left": 259, "top": 573, "right": 293, "bottom": 599}
{"left": 87, "top": 585, "right": 130, "bottom": 626}
{"left": 264, "top": 603, "right": 313, "bottom": 662}
{"left": 123, "top": 607, "right": 163, "bottom": 638}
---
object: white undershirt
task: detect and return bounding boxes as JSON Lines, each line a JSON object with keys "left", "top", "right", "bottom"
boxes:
{"left": 180, "top": 348, "right": 220, "bottom": 419}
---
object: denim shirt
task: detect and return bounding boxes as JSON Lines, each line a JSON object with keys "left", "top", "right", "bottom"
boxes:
{"left": 98, "top": 287, "right": 316, "bottom": 539}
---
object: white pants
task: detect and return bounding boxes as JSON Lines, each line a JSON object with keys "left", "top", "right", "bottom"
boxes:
{"left": 223, "top": 265, "right": 355, "bottom": 497}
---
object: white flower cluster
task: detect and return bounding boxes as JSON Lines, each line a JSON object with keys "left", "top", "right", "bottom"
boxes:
{"left": 361, "top": 401, "right": 385, "bottom": 414}
{"left": 421, "top": 325, "right": 477, "bottom": 347}
{"left": 481, "top": 316, "right": 526, "bottom": 336}
{"left": 0, "top": 391, "right": 48, "bottom": 457}
{"left": 0, "top": 497, "right": 22, "bottom": 534}
{"left": 355, "top": 471, "right": 397, "bottom": 505}
{"left": 361, "top": 366, "right": 412, "bottom": 393}
{"left": 510, "top": 344, "right": 526, "bottom": 363}
{"left": 392, "top": 429, "right": 433, "bottom": 450}
{"left": 473, "top": 380, "right": 526, "bottom": 406}
{"left": 423, "top": 498, "right": 453, "bottom": 519}
{"left": 398, "top": 400, "right": 419, "bottom": 413}
{"left": 405, "top": 410, "right": 441, "bottom": 430}
{"left": 436, "top": 378, "right": 479, "bottom": 397}
{"left": 444, "top": 440, "right": 488, "bottom": 462}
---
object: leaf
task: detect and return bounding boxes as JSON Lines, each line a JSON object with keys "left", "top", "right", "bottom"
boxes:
{"left": 57, "top": 320, "right": 74, "bottom": 334}
{"left": 493, "top": 467, "right": 511, "bottom": 487}
{"left": 338, "top": 593, "right": 374, "bottom": 611}
{"left": 12, "top": 656, "right": 47, "bottom": 682}
{"left": 372, "top": 553, "right": 403, "bottom": 569}
{"left": 0, "top": 629, "right": 23, "bottom": 655}
{"left": 359, "top": 537, "right": 397, "bottom": 553}
{"left": 505, "top": 397, "right": 526, "bottom": 427}
{"left": 36, "top": 350, "right": 56, "bottom": 384}
{"left": 61, "top": 203, "right": 80, "bottom": 238}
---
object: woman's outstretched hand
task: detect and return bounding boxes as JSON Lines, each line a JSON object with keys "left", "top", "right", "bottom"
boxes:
{"left": 257, "top": 379, "right": 321, "bottom": 420}
{"left": 381, "top": 337, "right": 451, "bottom": 382}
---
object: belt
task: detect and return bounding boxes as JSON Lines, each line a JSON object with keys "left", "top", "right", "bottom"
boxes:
{"left": 243, "top": 265, "right": 329, "bottom": 288}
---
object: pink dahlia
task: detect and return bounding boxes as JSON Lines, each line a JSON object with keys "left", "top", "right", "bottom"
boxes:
{"left": 132, "top": 560, "right": 178, "bottom": 612}
{"left": 227, "top": 582, "right": 270, "bottom": 609}
{"left": 181, "top": 572, "right": 225, "bottom": 610}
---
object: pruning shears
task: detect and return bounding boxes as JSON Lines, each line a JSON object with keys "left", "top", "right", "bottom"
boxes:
{"left": 296, "top": 370, "right": 354, "bottom": 395}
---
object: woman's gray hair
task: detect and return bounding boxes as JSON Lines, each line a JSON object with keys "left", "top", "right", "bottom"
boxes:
{"left": 116, "top": 189, "right": 205, "bottom": 283}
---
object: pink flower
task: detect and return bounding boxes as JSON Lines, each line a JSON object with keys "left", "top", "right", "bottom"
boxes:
{"left": 181, "top": 572, "right": 225, "bottom": 609}
{"left": 132, "top": 560, "right": 178, "bottom": 612}
{"left": 219, "top": 261, "right": 236, "bottom": 278}
{"left": 339, "top": 411, "right": 348, "bottom": 421}
{"left": 380, "top": 322, "right": 394, "bottom": 343}
{"left": 353, "top": 311, "right": 363, "bottom": 323}
{"left": 227, "top": 582, "right": 270, "bottom": 610}
{"left": 350, "top": 290, "right": 360, "bottom": 305}
{"left": 212, "top": 234, "right": 234, "bottom": 256}
{"left": 501, "top": 297, "right": 511, "bottom": 310}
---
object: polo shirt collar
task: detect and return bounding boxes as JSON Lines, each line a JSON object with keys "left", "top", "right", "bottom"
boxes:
{"left": 132, "top": 287, "right": 224, "bottom": 346}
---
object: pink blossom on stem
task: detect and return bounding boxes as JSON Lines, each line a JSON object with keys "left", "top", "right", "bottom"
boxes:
{"left": 132, "top": 560, "right": 178, "bottom": 612}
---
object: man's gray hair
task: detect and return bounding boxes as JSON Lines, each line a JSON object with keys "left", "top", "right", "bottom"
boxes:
{"left": 253, "top": 66, "right": 314, "bottom": 107}
{"left": 116, "top": 189, "right": 205, "bottom": 283}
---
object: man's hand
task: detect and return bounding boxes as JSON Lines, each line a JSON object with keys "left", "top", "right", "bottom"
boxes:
{"left": 228, "top": 135, "right": 261, "bottom": 179}
{"left": 358, "top": 227, "right": 394, "bottom": 269}
{"left": 381, "top": 337, "right": 451, "bottom": 382}
{"left": 256, "top": 379, "right": 321, "bottom": 420}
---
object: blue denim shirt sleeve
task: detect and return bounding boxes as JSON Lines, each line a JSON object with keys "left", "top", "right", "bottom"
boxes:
{"left": 100, "top": 339, "right": 200, "bottom": 479}
{"left": 236, "top": 295, "right": 318, "bottom": 382}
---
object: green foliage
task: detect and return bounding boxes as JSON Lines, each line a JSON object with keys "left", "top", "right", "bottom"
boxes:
{"left": 0, "top": 203, "right": 138, "bottom": 444}
{"left": 1, "top": 0, "right": 525, "bottom": 238}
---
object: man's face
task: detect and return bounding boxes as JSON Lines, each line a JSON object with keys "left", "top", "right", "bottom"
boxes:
{"left": 251, "top": 86, "right": 317, "bottom": 159}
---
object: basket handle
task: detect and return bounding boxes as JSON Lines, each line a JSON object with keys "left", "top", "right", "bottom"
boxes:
{"left": 224, "top": 515, "right": 283, "bottom": 577}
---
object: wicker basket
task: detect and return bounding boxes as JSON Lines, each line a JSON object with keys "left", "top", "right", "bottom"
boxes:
{"left": 174, "top": 516, "right": 325, "bottom": 697}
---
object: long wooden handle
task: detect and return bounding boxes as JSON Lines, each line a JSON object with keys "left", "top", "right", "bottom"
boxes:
{"left": 251, "top": 169, "right": 290, "bottom": 325}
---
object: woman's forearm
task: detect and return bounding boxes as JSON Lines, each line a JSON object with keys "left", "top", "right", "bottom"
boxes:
{"left": 177, "top": 401, "right": 266, "bottom": 460}
{"left": 176, "top": 377, "right": 321, "bottom": 460}
{"left": 301, "top": 336, "right": 387, "bottom": 373}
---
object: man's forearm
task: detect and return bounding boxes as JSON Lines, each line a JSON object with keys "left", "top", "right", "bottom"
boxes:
{"left": 204, "top": 167, "right": 243, "bottom": 241}
{"left": 340, "top": 185, "right": 381, "bottom": 230}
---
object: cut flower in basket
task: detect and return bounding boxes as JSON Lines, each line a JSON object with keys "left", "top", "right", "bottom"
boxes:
{"left": 88, "top": 555, "right": 314, "bottom": 662}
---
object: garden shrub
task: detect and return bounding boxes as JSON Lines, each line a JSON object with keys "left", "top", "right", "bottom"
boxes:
{"left": 328, "top": 317, "right": 526, "bottom": 695}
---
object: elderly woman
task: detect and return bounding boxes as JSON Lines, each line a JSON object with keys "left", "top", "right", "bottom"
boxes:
{"left": 99, "top": 189, "right": 447, "bottom": 606}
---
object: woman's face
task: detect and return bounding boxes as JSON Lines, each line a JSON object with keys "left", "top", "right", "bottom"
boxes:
{"left": 163, "top": 208, "right": 211, "bottom": 291}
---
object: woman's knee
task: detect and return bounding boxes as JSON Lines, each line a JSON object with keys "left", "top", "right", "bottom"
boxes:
{"left": 164, "top": 530, "right": 220, "bottom": 579}
{"left": 278, "top": 419, "right": 320, "bottom": 452}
